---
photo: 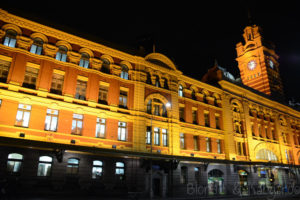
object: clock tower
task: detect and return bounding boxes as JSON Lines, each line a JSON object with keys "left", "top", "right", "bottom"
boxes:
{"left": 236, "top": 24, "right": 284, "bottom": 97}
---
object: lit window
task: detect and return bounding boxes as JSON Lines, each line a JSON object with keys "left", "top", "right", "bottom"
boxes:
{"left": 180, "top": 133, "right": 185, "bottom": 149}
{"left": 71, "top": 114, "right": 83, "bottom": 135}
{"left": 146, "top": 126, "right": 151, "bottom": 144}
{"left": 206, "top": 137, "right": 211, "bottom": 152}
{"left": 120, "top": 65, "right": 129, "bottom": 80}
{"left": 0, "top": 58, "right": 11, "bottom": 83}
{"left": 50, "top": 71, "right": 64, "bottom": 95}
{"left": 154, "top": 127, "right": 160, "bottom": 146}
{"left": 119, "top": 89, "right": 128, "bottom": 108}
{"left": 7, "top": 153, "right": 23, "bottom": 173}
{"left": 55, "top": 46, "right": 68, "bottom": 62}
{"left": 115, "top": 162, "right": 125, "bottom": 175}
{"left": 66, "top": 158, "right": 79, "bottom": 175}
{"left": 3, "top": 29, "right": 17, "bottom": 47}
{"left": 92, "top": 160, "right": 103, "bottom": 179}
{"left": 79, "top": 53, "right": 90, "bottom": 68}
{"left": 23, "top": 66, "right": 39, "bottom": 89}
{"left": 162, "top": 129, "right": 168, "bottom": 147}
{"left": 75, "top": 79, "right": 87, "bottom": 100}
{"left": 118, "top": 121, "right": 127, "bottom": 141}
{"left": 45, "top": 109, "right": 58, "bottom": 131}
{"left": 178, "top": 84, "right": 183, "bottom": 97}
{"left": 217, "top": 139, "right": 221, "bottom": 153}
{"left": 30, "top": 38, "right": 43, "bottom": 55}
{"left": 37, "top": 156, "right": 52, "bottom": 177}
{"left": 15, "top": 104, "right": 31, "bottom": 127}
{"left": 95, "top": 118, "right": 106, "bottom": 138}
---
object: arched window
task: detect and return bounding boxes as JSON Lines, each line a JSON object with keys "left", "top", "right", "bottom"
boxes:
{"left": 92, "top": 160, "right": 103, "bottom": 179}
{"left": 163, "top": 78, "right": 169, "bottom": 89}
{"left": 120, "top": 64, "right": 129, "bottom": 80}
{"left": 146, "top": 98, "right": 167, "bottom": 117}
{"left": 101, "top": 59, "right": 110, "bottom": 74}
{"left": 67, "top": 158, "right": 79, "bottom": 175}
{"left": 3, "top": 29, "right": 17, "bottom": 47}
{"left": 7, "top": 153, "right": 23, "bottom": 173}
{"left": 30, "top": 37, "right": 44, "bottom": 55}
{"left": 178, "top": 84, "right": 184, "bottom": 97}
{"left": 256, "top": 149, "right": 278, "bottom": 161}
{"left": 55, "top": 46, "right": 68, "bottom": 62}
{"left": 79, "top": 53, "right": 90, "bottom": 68}
{"left": 208, "top": 169, "right": 224, "bottom": 195}
{"left": 37, "top": 156, "right": 52, "bottom": 176}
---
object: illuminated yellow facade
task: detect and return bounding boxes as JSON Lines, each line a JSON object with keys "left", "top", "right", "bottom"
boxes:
{"left": 0, "top": 9, "right": 300, "bottom": 197}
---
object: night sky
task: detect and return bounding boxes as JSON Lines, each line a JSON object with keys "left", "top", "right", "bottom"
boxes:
{"left": 1, "top": 1, "right": 300, "bottom": 101}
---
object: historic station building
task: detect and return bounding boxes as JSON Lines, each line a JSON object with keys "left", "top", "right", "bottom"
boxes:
{"left": 0, "top": 9, "right": 299, "bottom": 198}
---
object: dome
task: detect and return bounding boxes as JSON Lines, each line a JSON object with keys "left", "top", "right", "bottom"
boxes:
{"left": 145, "top": 53, "right": 177, "bottom": 70}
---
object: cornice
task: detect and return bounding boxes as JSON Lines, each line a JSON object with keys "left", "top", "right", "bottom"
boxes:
{"left": 218, "top": 80, "right": 300, "bottom": 118}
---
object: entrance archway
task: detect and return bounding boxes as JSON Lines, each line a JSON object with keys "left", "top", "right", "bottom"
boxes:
{"left": 208, "top": 169, "right": 224, "bottom": 195}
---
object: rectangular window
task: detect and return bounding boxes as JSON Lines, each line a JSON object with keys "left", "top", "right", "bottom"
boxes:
{"left": 179, "top": 106, "right": 185, "bottom": 122}
{"left": 95, "top": 118, "right": 106, "bottom": 138}
{"left": 204, "top": 112, "right": 210, "bottom": 127}
{"left": 37, "top": 156, "right": 52, "bottom": 177}
{"left": 193, "top": 136, "right": 199, "bottom": 151}
{"left": 118, "top": 121, "right": 127, "bottom": 141}
{"left": 215, "top": 115, "right": 220, "bottom": 129}
{"left": 98, "top": 83, "right": 109, "bottom": 104}
{"left": 23, "top": 65, "right": 39, "bottom": 89}
{"left": 146, "top": 126, "right": 151, "bottom": 144}
{"left": 71, "top": 114, "right": 83, "bottom": 135}
{"left": 15, "top": 104, "right": 31, "bottom": 127}
{"left": 180, "top": 133, "right": 185, "bottom": 149}
{"left": 251, "top": 124, "right": 255, "bottom": 136}
{"left": 154, "top": 104, "right": 160, "bottom": 116}
{"left": 92, "top": 160, "right": 103, "bottom": 179}
{"left": 119, "top": 89, "right": 128, "bottom": 108}
{"left": 75, "top": 78, "right": 87, "bottom": 100}
{"left": 50, "top": 71, "right": 64, "bottom": 95}
{"left": 0, "top": 56, "right": 11, "bottom": 83}
{"left": 265, "top": 127, "right": 269, "bottom": 138}
{"left": 154, "top": 127, "right": 160, "bottom": 146}
{"left": 217, "top": 139, "right": 221, "bottom": 153}
{"left": 237, "top": 142, "right": 242, "bottom": 155}
{"left": 271, "top": 129, "right": 276, "bottom": 140}
{"left": 258, "top": 124, "right": 262, "bottom": 137}
{"left": 206, "top": 137, "right": 211, "bottom": 152}
{"left": 192, "top": 109, "right": 197, "bottom": 124}
{"left": 162, "top": 129, "right": 168, "bottom": 147}
{"left": 45, "top": 109, "right": 58, "bottom": 131}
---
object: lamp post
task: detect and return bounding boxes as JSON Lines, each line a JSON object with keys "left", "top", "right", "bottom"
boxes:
{"left": 149, "top": 101, "right": 171, "bottom": 199}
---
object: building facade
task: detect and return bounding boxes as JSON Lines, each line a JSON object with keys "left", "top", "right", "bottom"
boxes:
{"left": 0, "top": 9, "right": 299, "bottom": 198}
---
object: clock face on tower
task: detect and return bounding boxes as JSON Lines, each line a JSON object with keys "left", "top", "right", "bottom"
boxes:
{"left": 248, "top": 60, "right": 257, "bottom": 70}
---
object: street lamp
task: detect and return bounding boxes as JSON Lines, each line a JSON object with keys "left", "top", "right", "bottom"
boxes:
{"left": 149, "top": 101, "right": 171, "bottom": 199}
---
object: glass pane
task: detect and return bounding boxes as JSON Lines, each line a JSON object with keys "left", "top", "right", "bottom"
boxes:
{"left": 93, "top": 160, "right": 102, "bottom": 166}
{"left": 9, "top": 38, "right": 16, "bottom": 47}
{"left": 39, "top": 156, "right": 52, "bottom": 162}
{"left": 116, "top": 162, "right": 124, "bottom": 167}
{"left": 22, "top": 111, "right": 30, "bottom": 127}
{"left": 61, "top": 54, "right": 67, "bottom": 62}
{"left": 92, "top": 167, "right": 102, "bottom": 179}
{"left": 8, "top": 153, "right": 23, "bottom": 160}
{"left": 68, "top": 158, "right": 79, "bottom": 164}
{"left": 50, "top": 116, "right": 58, "bottom": 131}
{"left": 45, "top": 115, "right": 51, "bottom": 130}
{"left": 37, "top": 163, "right": 51, "bottom": 176}
{"left": 13, "top": 161, "right": 21, "bottom": 172}
{"left": 30, "top": 45, "right": 37, "bottom": 54}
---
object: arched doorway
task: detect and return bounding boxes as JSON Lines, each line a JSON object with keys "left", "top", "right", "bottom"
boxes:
{"left": 238, "top": 170, "right": 248, "bottom": 195}
{"left": 208, "top": 169, "right": 224, "bottom": 195}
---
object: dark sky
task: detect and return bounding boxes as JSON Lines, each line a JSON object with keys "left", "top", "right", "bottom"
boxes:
{"left": 1, "top": 1, "right": 300, "bottom": 101}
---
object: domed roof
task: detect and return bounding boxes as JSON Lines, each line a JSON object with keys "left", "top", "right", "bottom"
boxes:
{"left": 145, "top": 53, "right": 177, "bottom": 70}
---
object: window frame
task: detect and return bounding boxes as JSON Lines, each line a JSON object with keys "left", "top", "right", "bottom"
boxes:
{"left": 15, "top": 104, "right": 31, "bottom": 127}
{"left": 44, "top": 108, "right": 59, "bottom": 132}
{"left": 7, "top": 153, "right": 23, "bottom": 174}
{"left": 95, "top": 118, "right": 106, "bottom": 138}
{"left": 118, "top": 121, "right": 127, "bottom": 141}
{"left": 71, "top": 114, "right": 83, "bottom": 135}
{"left": 66, "top": 158, "right": 79, "bottom": 175}
{"left": 92, "top": 160, "right": 103, "bottom": 179}
{"left": 37, "top": 156, "right": 53, "bottom": 177}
